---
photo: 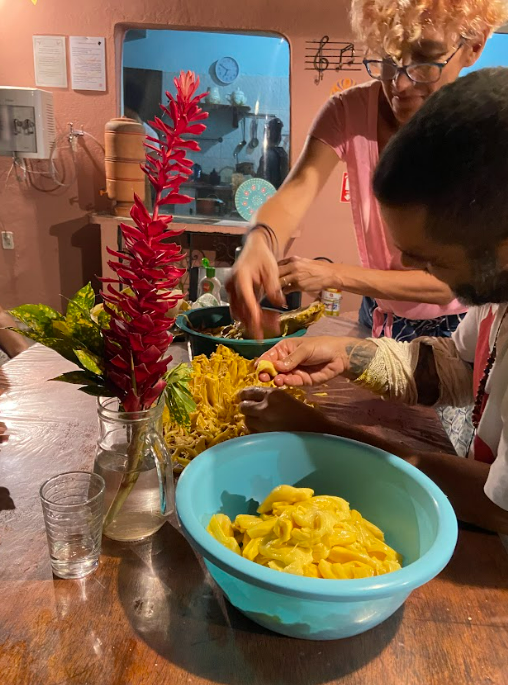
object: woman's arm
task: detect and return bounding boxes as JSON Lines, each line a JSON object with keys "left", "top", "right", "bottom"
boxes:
{"left": 226, "top": 138, "right": 340, "bottom": 338}
{"left": 0, "top": 308, "right": 28, "bottom": 358}
{"left": 253, "top": 137, "right": 340, "bottom": 249}
{"left": 338, "top": 263, "right": 454, "bottom": 304}
{"left": 279, "top": 258, "right": 455, "bottom": 305}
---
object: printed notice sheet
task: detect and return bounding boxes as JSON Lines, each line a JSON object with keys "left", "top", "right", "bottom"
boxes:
{"left": 33, "top": 36, "right": 68, "bottom": 88}
{"left": 70, "top": 36, "right": 106, "bottom": 91}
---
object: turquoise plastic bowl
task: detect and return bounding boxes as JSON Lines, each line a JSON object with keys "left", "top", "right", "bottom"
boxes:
{"left": 176, "top": 432, "right": 458, "bottom": 640}
{"left": 176, "top": 306, "right": 306, "bottom": 359}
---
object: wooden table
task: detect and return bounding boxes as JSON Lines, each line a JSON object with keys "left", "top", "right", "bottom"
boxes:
{"left": 1, "top": 344, "right": 507, "bottom": 685}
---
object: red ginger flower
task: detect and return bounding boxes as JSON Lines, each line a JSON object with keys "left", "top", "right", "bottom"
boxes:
{"left": 101, "top": 71, "right": 208, "bottom": 412}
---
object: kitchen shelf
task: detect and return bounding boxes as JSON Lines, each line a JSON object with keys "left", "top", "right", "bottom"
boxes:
{"left": 180, "top": 181, "right": 233, "bottom": 190}
{"left": 201, "top": 102, "right": 251, "bottom": 128}
{"left": 202, "top": 103, "right": 250, "bottom": 113}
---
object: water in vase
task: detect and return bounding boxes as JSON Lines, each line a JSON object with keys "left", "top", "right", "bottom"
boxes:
{"left": 95, "top": 449, "right": 167, "bottom": 542}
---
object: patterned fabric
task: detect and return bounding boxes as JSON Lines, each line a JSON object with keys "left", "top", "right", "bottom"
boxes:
{"left": 359, "top": 296, "right": 465, "bottom": 341}
{"left": 359, "top": 296, "right": 474, "bottom": 457}
{"left": 453, "top": 305, "right": 508, "bottom": 510}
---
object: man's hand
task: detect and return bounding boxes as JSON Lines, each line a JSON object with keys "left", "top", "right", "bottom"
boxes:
{"left": 278, "top": 256, "right": 340, "bottom": 294}
{"left": 239, "top": 387, "right": 332, "bottom": 434}
{"left": 256, "top": 335, "right": 373, "bottom": 386}
{"left": 239, "top": 387, "right": 410, "bottom": 457}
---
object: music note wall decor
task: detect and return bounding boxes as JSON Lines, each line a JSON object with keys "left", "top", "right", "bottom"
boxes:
{"left": 306, "top": 37, "right": 362, "bottom": 84}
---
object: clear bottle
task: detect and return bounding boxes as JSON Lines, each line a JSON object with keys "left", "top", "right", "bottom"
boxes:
{"left": 198, "top": 258, "right": 222, "bottom": 298}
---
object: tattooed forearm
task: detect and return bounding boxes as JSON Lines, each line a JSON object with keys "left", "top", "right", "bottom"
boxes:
{"left": 414, "top": 343, "right": 440, "bottom": 406}
{"left": 344, "top": 341, "right": 378, "bottom": 379}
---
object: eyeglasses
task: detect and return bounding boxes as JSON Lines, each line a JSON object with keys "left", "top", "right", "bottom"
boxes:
{"left": 363, "top": 42, "right": 464, "bottom": 84}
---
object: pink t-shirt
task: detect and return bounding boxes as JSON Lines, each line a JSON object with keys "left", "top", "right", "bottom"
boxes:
{"left": 310, "top": 80, "right": 467, "bottom": 334}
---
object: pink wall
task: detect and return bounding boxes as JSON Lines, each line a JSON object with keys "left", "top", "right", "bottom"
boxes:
{"left": 0, "top": 0, "right": 364, "bottom": 313}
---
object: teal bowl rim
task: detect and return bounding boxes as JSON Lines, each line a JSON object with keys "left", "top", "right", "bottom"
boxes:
{"left": 176, "top": 307, "right": 307, "bottom": 346}
{"left": 176, "top": 432, "right": 458, "bottom": 602}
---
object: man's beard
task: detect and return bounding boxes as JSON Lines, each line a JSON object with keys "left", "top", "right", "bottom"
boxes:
{"left": 454, "top": 254, "right": 508, "bottom": 306}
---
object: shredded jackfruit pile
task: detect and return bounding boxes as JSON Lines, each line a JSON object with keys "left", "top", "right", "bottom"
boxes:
{"left": 208, "top": 485, "right": 403, "bottom": 579}
{"left": 163, "top": 345, "right": 307, "bottom": 469}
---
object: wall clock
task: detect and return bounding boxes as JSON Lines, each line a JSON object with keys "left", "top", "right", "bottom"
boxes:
{"left": 214, "top": 56, "right": 240, "bottom": 85}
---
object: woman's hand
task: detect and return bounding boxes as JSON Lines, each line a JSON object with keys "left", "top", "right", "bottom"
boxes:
{"left": 278, "top": 256, "right": 340, "bottom": 294}
{"left": 239, "top": 387, "right": 332, "bottom": 434}
{"left": 226, "top": 231, "right": 286, "bottom": 340}
{"left": 256, "top": 336, "right": 355, "bottom": 386}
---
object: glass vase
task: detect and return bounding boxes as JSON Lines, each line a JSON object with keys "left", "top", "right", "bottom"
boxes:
{"left": 94, "top": 397, "right": 175, "bottom": 542}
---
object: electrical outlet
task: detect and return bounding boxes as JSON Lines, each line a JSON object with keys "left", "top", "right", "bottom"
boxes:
{"left": 1, "top": 232, "right": 14, "bottom": 250}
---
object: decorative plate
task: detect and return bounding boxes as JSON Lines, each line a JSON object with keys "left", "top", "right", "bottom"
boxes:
{"left": 235, "top": 178, "right": 277, "bottom": 220}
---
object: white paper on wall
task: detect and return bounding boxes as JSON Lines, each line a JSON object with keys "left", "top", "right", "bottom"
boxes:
{"left": 70, "top": 36, "right": 106, "bottom": 91}
{"left": 33, "top": 35, "right": 68, "bottom": 88}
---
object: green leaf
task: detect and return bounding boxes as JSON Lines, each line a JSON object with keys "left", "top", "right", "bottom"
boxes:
{"left": 91, "top": 304, "right": 111, "bottom": 329}
{"left": 164, "top": 363, "right": 196, "bottom": 427}
{"left": 74, "top": 348, "right": 103, "bottom": 375}
{"left": 9, "top": 304, "right": 63, "bottom": 337}
{"left": 9, "top": 287, "right": 106, "bottom": 373}
{"left": 51, "top": 368, "right": 115, "bottom": 397}
{"left": 98, "top": 308, "right": 111, "bottom": 329}
{"left": 50, "top": 370, "right": 100, "bottom": 386}
{"left": 71, "top": 318, "right": 103, "bottom": 357}
{"left": 52, "top": 320, "right": 74, "bottom": 338}
{"left": 8, "top": 329, "right": 81, "bottom": 364}
{"left": 51, "top": 318, "right": 103, "bottom": 360}
{"left": 66, "top": 283, "right": 96, "bottom": 324}
{"left": 165, "top": 362, "right": 193, "bottom": 386}
{"left": 6, "top": 327, "right": 44, "bottom": 343}
{"left": 10, "top": 303, "right": 62, "bottom": 321}
{"left": 61, "top": 285, "right": 103, "bottom": 357}
{"left": 79, "top": 385, "right": 116, "bottom": 398}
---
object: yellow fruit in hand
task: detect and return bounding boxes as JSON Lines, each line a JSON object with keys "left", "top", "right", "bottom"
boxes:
{"left": 257, "top": 360, "right": 278, "bottom": 378}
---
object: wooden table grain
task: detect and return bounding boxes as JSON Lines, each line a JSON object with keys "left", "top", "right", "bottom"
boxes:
{"left": 1, "top": 344, "right": 507, "bottom": 685}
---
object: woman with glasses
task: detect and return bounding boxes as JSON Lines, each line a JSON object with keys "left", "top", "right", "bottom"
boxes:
{"left": 228, "top": 0, "right": 507, "bottom": 345}
{"left": 227, "top": 0, "right": 508, "bottom": 455}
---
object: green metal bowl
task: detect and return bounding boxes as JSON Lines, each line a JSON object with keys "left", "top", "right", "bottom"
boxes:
{"left": 176, "top": 306, "right": 306, "bottom": 359}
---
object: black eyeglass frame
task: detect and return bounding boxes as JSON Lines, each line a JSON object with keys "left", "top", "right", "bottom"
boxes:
{"left": 363, "top": 41, "right": 465, "bottom": 84}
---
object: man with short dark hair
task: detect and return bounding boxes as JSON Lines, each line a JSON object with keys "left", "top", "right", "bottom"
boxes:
{"left": 240, "top": 68, "right": 508, "bottom": 535}
{"left": 257, "top": 118, "right": 289, "bottom": 189}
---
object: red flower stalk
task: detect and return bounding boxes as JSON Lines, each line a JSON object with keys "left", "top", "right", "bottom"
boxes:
{"left": 101, "top": 71, "right": 208, "bottom": 412}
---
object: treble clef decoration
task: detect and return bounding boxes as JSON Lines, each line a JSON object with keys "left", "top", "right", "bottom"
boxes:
{"left": 313, "top": 35, "right": 329, "bottom": 84}
{"left": 305, "top": 37, "right": 360, "bottom": 84}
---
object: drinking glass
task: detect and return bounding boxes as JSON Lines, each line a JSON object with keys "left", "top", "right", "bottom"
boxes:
{"left": 40, "top": 471, "right": 105, "bottom": 579}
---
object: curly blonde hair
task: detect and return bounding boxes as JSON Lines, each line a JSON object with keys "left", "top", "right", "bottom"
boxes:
{"left": 351, "top": 0, "right": 508, "bottom": 57}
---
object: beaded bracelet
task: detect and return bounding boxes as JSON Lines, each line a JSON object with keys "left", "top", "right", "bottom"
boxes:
{"left": 244, "top": 223, "right": 279, "bottom": 257}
